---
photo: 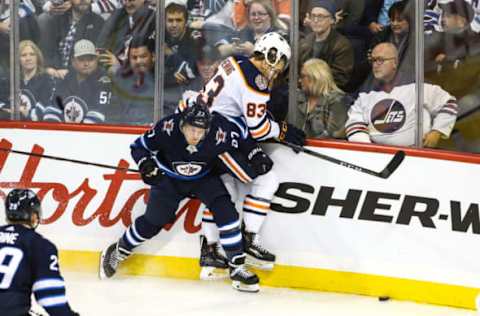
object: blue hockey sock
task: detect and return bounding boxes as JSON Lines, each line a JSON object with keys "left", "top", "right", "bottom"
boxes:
{"left": 120, "top": 215, "right": 162, "bottom": 251}
{"left": 217, "top": 220, "right": 243, "bottom": 261}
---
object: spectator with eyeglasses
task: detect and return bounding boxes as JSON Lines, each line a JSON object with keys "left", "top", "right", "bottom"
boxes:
{"left": 217, "top": 0, "right": 288, "bottom": 58}
{"left": 233, "top": 0, "right": 290, "bottom": 31}
{"left": 345, "top": 42, "right": 458, "bottom": 148}
{"left": 299, "top": 0, "right": 354, "bottom": 91}
{"left": 370, "top": 0, "right": 414, "bottom": 74}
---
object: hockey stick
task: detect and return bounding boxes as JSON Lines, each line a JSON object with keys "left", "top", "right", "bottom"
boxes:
{"left": 0, "top": 147, "right": 139, "bottom": 173}
{"left": 278, "top": 141, "right": 405, "bottom": 179}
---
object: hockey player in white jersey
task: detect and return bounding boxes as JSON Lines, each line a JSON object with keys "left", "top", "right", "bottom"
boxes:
{"left": 346, "top": 42, "right": 458, "bottom": 147}
{"left": 180, "top": 32, "right": 305, "bottom": 278}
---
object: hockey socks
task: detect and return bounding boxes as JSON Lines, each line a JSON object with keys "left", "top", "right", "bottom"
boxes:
{"left": 242, "top": 195, "right": 269, "bottom": 233}
{"left": 121, "top": 215, "right": 162, "bottom": 251}
{"left": 201, "top": 209, "right": 220, "bottom": 244}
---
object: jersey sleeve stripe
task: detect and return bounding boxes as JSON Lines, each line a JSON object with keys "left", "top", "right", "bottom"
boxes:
{"left": 345, "top": 123, "right": 369, "bottom": 137}
{"left": 439, "top": 101, "right": 458, "bottom": 115}
{"left": 250, "top": 119, "right": 272, "bottom": 139}
{"left": 42, "top": 113, "right": 62, "bottom": 122}
{"left": 218, "top": 152, "right": 252, "bottom": 183}
{"left": 32, "top": 279, "right": 65, "bottom": 292}
{"left": 85, "top": 111, "right": 106, "bottom": 123}
{"left": 37, "top": 295, "right": 68, "bottom": 308}
{"left": 439, "top": 108, "right": 458, "bottom": 116}
{"left": 140, "top": 135, "right": 154, "bottom": 152}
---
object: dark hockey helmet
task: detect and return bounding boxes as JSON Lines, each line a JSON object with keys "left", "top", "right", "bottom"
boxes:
{"left": 4, "top": 189, "right": 42, "bottom": 223}
{"left": 181, "top": 102, "right": 212, "bottom": 130}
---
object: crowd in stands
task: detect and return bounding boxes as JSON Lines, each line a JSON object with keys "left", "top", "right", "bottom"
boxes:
{"left": 3, "top": 0, "right": 479, "bottom": 152}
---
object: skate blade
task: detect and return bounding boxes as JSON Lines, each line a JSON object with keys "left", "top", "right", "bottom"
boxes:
{"left": 232, "top": 281, "right": 260, "bottom": 293}
{"left": 200, "top": 266, "right": 229, "bottom": 280}
{"left": 98, "top": 248, "right": 109, "bottom": 280}
{"left": 245, "top": 255, "right": 274, "bottom": 271}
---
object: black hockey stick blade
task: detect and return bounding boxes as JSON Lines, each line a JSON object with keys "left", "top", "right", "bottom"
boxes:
{"left": 278, "top": 140, "right": 405, "bottom": 179}
{"left": 0, "top": 147, "right": 139, "bottom": 173}
{"left": 379, "top": 150, "right": 405, "bottom": 179}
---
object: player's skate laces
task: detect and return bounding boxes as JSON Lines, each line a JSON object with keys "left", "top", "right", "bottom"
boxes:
{"left": 229, "top": 254, "right": 260, "bottom": 293}
{"left": 243, "top": 230, "right": 275, "bottom": 270}
{"left": 99, "top": 242, "right": 130, "bottom": 279}
{"left": 199, "top": 235, "right": 229, "bottom": 280}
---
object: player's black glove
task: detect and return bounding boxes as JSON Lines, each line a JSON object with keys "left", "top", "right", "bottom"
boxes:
{"left": 139, "top": 157, "right": 163, "bottom": 185}
{"left": 72, "top": 312, "right": 80, "bottom": 316}
{"left": 249, "top": 149, "right": 274, "bottom": 176}
{"left": 278, "top": 121, "right": 306, "bottom": 147}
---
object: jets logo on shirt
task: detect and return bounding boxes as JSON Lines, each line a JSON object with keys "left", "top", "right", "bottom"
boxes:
{"left": 371, "top": 99, "right": 406, "bottom": 133}
{"left": 63, "top": 96, "right": 87, "bottom": 123}
{"left": 172, "top": 162, "right": 206, "bottom": 176}
{"left": 215, "top": 128, "right": 226, "bottom": 145}
{"left": 163, "top": 119, "right": 174, "bottom": 136}
{"left": 20, "top": 89, "right": 36, "bottom": 113}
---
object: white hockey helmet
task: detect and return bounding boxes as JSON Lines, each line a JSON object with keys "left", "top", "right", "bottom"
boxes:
{"left": 253, "top": 32, "right": 291, "bottom": 68}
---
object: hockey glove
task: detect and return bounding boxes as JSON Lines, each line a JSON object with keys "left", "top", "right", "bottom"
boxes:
{"left": 278, "top": 121, "right": 306, "bottom": 147}
{"left": 139, "top": 157, "right": 163, "bottom": 186}
{"left": 249, "top": 149, "right": 274, "bottom": 176}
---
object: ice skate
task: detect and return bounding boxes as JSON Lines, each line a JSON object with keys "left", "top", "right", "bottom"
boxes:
{"left": 199, "top": 235, "right": 229, "bottom": 280}
{"left": 229, "top": 254, "right": 260, "bottom": 293}
{"left": 99, "top": 242, "right": 130, "bottom": 279}
{"left": 243, "top": 229, "right": 275, "bottom": 270}
{"left": 228, "top": 254, "right": 260, "bottom": 293}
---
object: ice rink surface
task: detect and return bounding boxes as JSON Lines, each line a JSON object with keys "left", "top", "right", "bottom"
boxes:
{"left": 43, "top": 272, "right": 476, "bottom": 316}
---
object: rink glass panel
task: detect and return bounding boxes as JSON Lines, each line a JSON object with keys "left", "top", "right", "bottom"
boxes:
{"left": 4, "top": 0, "right": 480, "bottom": 154}
{"left": 424, "top": 1, "right": 480, "bottom": 153}
{"left": 159, "top": 0, "right": 293, "bottom": 119}
{"left": 8, "top": 0, "right": 156, "bottom": 126}
{"left": 0, "top": 0, "right": 11, "bottom": 120}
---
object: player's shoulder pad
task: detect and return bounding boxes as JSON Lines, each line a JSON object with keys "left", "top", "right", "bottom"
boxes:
{"left": 231, "top": 56, "right": 269, "bottom": 94}
{"left": 212, "top": 112, "right": 249, "bottom": 140}
{"left": 152, "top": 113, "right": 179, "bottom": 137}
{"left": 32, "top": 230, "right": 58, "bottom": 254}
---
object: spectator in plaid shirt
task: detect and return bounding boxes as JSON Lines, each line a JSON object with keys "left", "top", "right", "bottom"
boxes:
{"left": 40, "top": 0, "right": 105, "bottom": 79}
{"left": 295, "top": 58, "right": 351, "bottom": 139}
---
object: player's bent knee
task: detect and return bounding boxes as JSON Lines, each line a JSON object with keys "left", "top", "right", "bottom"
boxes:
{"left": 135, "top": 215, "right": 163, "bottom": 239}
{"left": 208, "top": 195, "right": 239, "bottom": 226}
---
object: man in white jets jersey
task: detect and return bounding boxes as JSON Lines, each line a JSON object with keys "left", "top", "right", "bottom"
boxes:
{"left": 346, "top": 42, "right": 458, "bottom": 147}
{"left": 180, "top": 32, "right": 305, "bottom": 278}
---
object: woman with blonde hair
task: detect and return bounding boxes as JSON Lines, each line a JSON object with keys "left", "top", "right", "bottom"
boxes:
{"left": 19, "top": 40, "right": 55, "bottom": 121}
{"left": 296, "top": 58, "right": 351, "bottom": 139}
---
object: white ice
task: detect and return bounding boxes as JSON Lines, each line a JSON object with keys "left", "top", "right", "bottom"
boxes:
{"left": 34, "top": 272, "right": 477, "bottom": 316}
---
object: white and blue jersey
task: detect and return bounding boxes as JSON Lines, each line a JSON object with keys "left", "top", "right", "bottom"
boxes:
{"left": 187, "top": 55, "right": 281, "bottom": 141}
{"left": 0, "top": 224, "right": 76, "bottom": 316}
